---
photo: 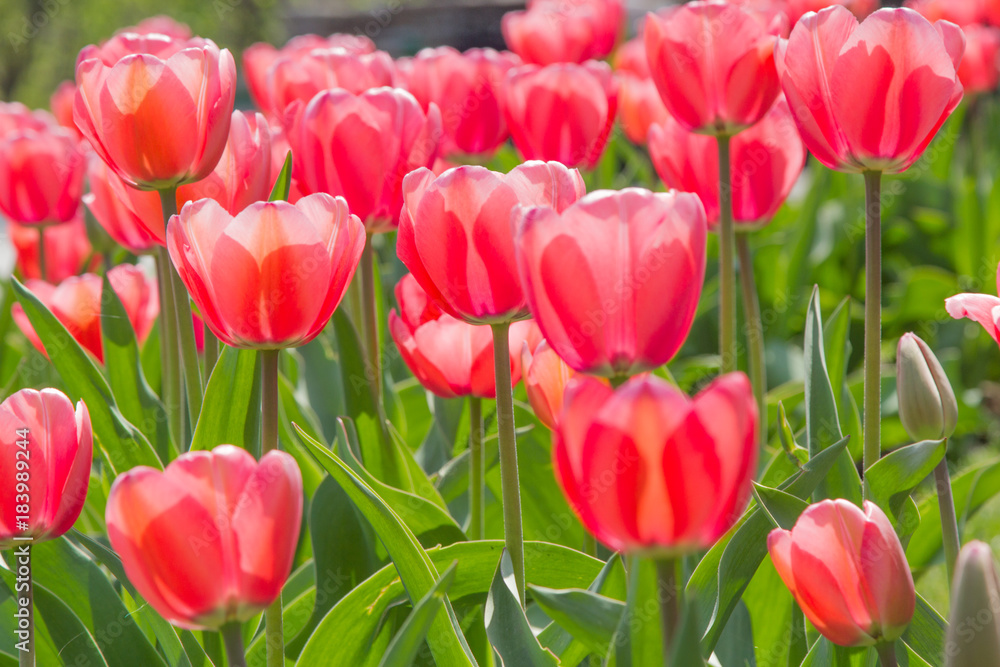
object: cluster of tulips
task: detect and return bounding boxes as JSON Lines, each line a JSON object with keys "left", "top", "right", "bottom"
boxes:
{"left": 4, "top": 0, "right": 1000, "bottom": 665}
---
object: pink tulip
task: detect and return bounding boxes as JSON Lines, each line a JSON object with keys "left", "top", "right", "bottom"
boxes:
{"left": 400, "top": 46, "right": 520, "bottom": 156}
{"left": 389, "top": 273, "right": 533, "bottom": 398}
{"left": 284, "top": 87, "right": 441, "bottom": 233}
{"left": 784, "top": 0, "right": 880, "bottom": 25}
{"left": 105, "top": 445, "right": 303, "bottom": 630}
{"left": 945, "top": 263, "right": 1000, "bottom": 345}
{"left": 554, "top": 372, "right": 757, "bottom": 553}
{"left": 521, "top": 339, "right": 580, "bottom": 429}
{"left": 9, "top": 216, "right": 97, "bottom": 282}
{"left": 0, "top": 102, "right": 55, "bottom": 139}
{"left": 649, "top": 96, "right": 806, "bottom": 228}
{"left": 768, "top": 499, "right": 915, "bottom": 646}
{"left": 956, "top": 24, "right": 1000, "bottom": 95}
{"left": 13, "top": 264, "right": 159, "bottom": 362}
{"left": 74, "top": 35, "right": 236, "bottom": 189}
{"left": 645, "top": 2, "right": 782, "bottom": 135}
{"left": 777, "top": 7, "right": 964, "bottom": 173}
{"left": 176, "top": 110, "right": 272, "bottom": 215}
{"left": 515, "top": 188, "right": 706, "bottom": 377}
{"left": 0, "top": 127, "right": 85, "bottom": 225}
{"left": 166, "top": 195, "right": 365, "bottom": 349}
{"left": 398, "top": 161, "right": 586, "bottom": 325}
{"left": 83, "top": 155, "right": 162, "bottom": 252}
{"left": 614, "top": 37, "right": 651, "bottom": 78}
{"left": 0, "top": 388, "right": 92, "bottom": 548}
{"left": 50, "top": 81, "right": 85, "bottom": 142}
{"left": 617, "top": 72, "right": 669, "bottom": 145}
{"left": 117, "top": 15, "right": 193, "bottom": 39}
{"left": 503, "top": 61, "right": 618, "bottom": 169}
{"left": 905, "top": 0, "right": 984, "bottom": 26}
{"left": 502, "top": 0, "right": 625, "bottom": 65}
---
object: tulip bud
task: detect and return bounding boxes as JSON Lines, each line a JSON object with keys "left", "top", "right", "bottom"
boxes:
{"left": 896, "top": 333, "right": 957, "bottom": 441}
{"left": 945, "top": 541, "right": 1000, "bottom": 667}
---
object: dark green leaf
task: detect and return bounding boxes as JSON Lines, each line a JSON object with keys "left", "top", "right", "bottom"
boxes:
{"left": 528, "top": 586, "right": 624, "bottom": 658}
{"left": 486, "top": 550, "right": 559, "bottom": 667}
{"left": 379, "top": 562, "right": 459, "bottom": 667}
{"left": 752, "top": 483, "right": 810, "bottom": 531}
{"left": 864, "top": 439, "right": 946, "bottom": 535}
{"left": 190, "top": 345, "right": 261, "bottom": 453}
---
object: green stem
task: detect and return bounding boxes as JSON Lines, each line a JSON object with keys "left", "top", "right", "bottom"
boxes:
{"left": 203, "top": 323, "right": 219, "bottom": 378}
{"left": 863, "top": 171, "right": 883, "bottom": 479}
{"left": 583, "top": 533, "right": 597, "bottom": 558}
{"left": 736, "top": 233, "right": 767, "bottom": 445}
{"left": 718, "top": 134, "right": 737, "bottom": 374}
{"left": 155, "top": 247, "right": 183, "bottom": 449}
{"left": 935, "top": 449, "right": 961, "bottom": 586}
{"left": 491, "top": 322, "right": 525, "bottom": 607}
{"left": 17, "top": 544, "right": 33, "bottom": 667}
{"left": 159, "top": 189, "right": 203, "bottom": 428}
{"left": 876, "top": 642, "right": 898, "bottom": 667}
{"left": 36, "top": 227, "right": 46, "bottom": 283}
{"left": 656, "top": 558, "right": 679, "bottom": 666}
{"left": 360, "top": 235, "right": 383, "bottom": 410}
{"left": 220, "top": 623, "right": 248, "bottom": 667}
{"left": 469, "top": 397, "right": 484, "bottom": 541}
{"left": 259, "top": 348, "right": 283, "bottom": 665}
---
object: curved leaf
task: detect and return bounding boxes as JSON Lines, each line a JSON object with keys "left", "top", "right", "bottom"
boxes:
{"left": 486, "top": 550, "right": 558, "bottom": 667}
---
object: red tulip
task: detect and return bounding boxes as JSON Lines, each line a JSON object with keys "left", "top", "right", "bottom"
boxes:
{"left": 945, "top": 263, "right": 1000, "bottom": 345}
{"left": 504, "top": 61, "right": 618, "bottom": 169}
{"left": 74, "top": 35, "right": 236, "bottom": 189}
{"left": 515, "top": 188, "right": 706, "bottom": 377}
{"left": 768, "top": 499, "right": 915, "bottom": 646}
{"left": 0, "top": 127, "right": 85, "bottom": 225}
{"left": 166, "top": 195, "right": 365, "bottom": 349}
{"left": 83, "top": 155, "right": 162, "bottom": 252}
{"left": 502, "top": 0, "right": 625, "bottom": 65}
{"left": 264, "top": 48, "right": 396, "bottom": 118}
{"left": 389, "top": 273, "right": 533, "bottom": 398}
{"left": 400, "top": 46, "right": 520, "bottom": 156}
{"left": 50, "top": 81, "right": 85, "bottom": 142}
{"left": 521, "top": 339, "right": 579, "bottom": 429}
{"left": 649, "top": 96, "right": 806, "bottom": 228}
{"left": 784, "top": 0, "right": 879, "bottom": 25}
{"left": 554, "top": 372, "right": 757, "bottom": 553}
{"left": 645, "top": 2, "right": 782, "bottom": 135}
{"left": 777, "top": 7, "right": 963, "bottom": 174}
{"left": 398, "top": 161, "right": 586, "bottom": 324}
{"left": 9, "top": 216, "right": 97, "bottom": 282}
{"left": 0, "top": 102, "right": 54, "bottom": 139}
{"left": 284, "top": 87, "right": 441, "bottom": 233}
{"left": 105, "top": 445, "right": 302, "bottom": 631}
{"left": 0, "top": 388, "right": 92, "bottom": 548}
{"left": 176, "top": 110, "right": 272, "bottom": 215}
{"left": 956, "top": 24, "right": 1000, "bottom": 95}
{"left": 614, "top": 37, "right": 651, "bottom": 78}
{"left": 13, "top": 264, "right": 159, "bottom": 362}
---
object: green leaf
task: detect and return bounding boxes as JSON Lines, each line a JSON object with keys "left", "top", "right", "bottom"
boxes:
{"left": 296, "top": 427, "right": 477, "bottom": 666}
{"left": 528, "top": 586, "right": 624, "bottom": 658}
{"left": 864, "top": 439, "right": 946, "bottom": 535}
{"left": 900, "top": 594, "right": 946, "bottom": 666}
{"left": 804, "top": 285, "right": 862, "bottom": 504}
{"left": 752, "top": 483, "right": 809, "bottom": 531}
{"left": 101, "top": 274, "right": 173, "bottom": 462}
{"left": 379, "top": 562, "right": 459, "bottom": 667}
{"left": 688, "top": 436, "right": 851, "bottom": 655}
{"left": 11, "top": 277, "right": 161, "bottom": 473}
{"left": 671, "top": 595, "right": 707, "bottom": 667}
{"left": 190, "top": 345, "right": 261, "bottom": 453}
{"left": 486, "top": 550, "right": 559, "bottom": 667}
{"left": 269, "top": 150, "right": 292, "bottom": 201}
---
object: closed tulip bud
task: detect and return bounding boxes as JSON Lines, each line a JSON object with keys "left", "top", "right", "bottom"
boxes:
{"left": 0, "top": 388, "right": 92, "bottom": 548}
{"left": 896, "top": 333, "right": 957, "bottom": 441}
{"left": 0, "top": 127, "right": 86, "bottom": 225}
{"left": 502, "top": 0, "right": 625, "bottom": 65}
{"left": 768, "top": 499, "right": 916, "bottom": 647}
{"left": 945, "top": 541, "right": 1000, "bottom": 667}
{"left": 105, "top": 445, "right": 303, "bottom": 630}
{"left": 265, "top": 48, "right": 396, "bottom": 118}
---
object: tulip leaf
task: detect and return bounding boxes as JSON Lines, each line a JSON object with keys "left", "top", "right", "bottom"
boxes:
{"left": 295, "top": 426, "right": 478, "bottom": 666}
{"left": 190, "top": 344, "right": 261, "bottom": 453}
{"left": 688, "top": 435, "right": 851, "bottom": 656}
{"left": 100, "top": 274, "right": 173, "bottom": 462}
{"left": 804, "top": 285, "right": 862, "bottom": 505}
{"left": 864, "top": 439, "right": 946, "bottom": 534}
{"left": 378, "top": 561, "right": 458, "bottom": 667}
{"left": 11, "top": 277, "right": 162, "bottom": 473}
{"left": 269, "top": 150, "right": 292, "bottom": 201}
{"left": 296, "top": 540, "right": 602, "bottom": 666}
{"left": 670, "top": 595, "right": 707, "bottom": 667}
{"left": 486, "top": 550, "right": 560, "bottom": 667}
{"left": 528, "top": 585, "right": 624, "bottom": 658}
{"left": 752, "top": 482, "right": 809, "bottom": 531}
{"left": 900, "top": 594, "right": 946, "bottom": 666}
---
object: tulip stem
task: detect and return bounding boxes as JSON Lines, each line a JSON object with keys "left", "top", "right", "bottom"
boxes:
{"left": 863, "top": 171, "right": 883, "bottom": 481}
{"left": 155, "top": 247, "right": 183, "bottom": 449}
{"left": 159, "top": 189, "right": 204, "bottom": 431}
{"left": 36, "top": 227, "right": 46, "bottom": 283}
{"left": 718, "top": 134, "right": 737, "bottom": 374}
{"left": 737, "top": 232, "right": 766, "bottom": 445}
{"left": 259, "top": 347, "right": 284, "bottom": 665}
{"left": 935, "top": 449, "right": 961, "bottom": 585}
{"left": 656, "top": 557, "right": 679, "bottom": 665}
{"left": 220, "top": 623, "right": 248, "bottom": 667}
{"left": 491, "top": 322, "right": 525, "bottom": 607}
{"left": 203, "top": 324, "right": 219, "bottom": 378}
{"left": 583, "top": 533, "right": 597, "bottom": 558}
{"left": 360, "top": 234, "right": 383, "bottom": 410}
{"left": 469, "top": 397, "right": 485, "bottom": 540}
{"left": 17, "top": 544, "right": 33, "bottom": 667}
{"left": 876, "top": 642, "right": 898, "bottom": 667}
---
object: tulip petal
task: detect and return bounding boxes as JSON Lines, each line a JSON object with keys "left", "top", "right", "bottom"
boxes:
{"left": 944, "top": 293, "right": 1000, "bottom": 343}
